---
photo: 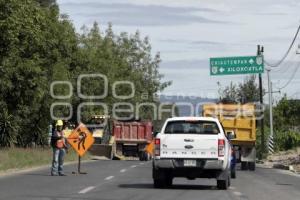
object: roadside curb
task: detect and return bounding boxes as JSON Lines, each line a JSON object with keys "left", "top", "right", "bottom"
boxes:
{"left": 272, "top": 163, "right": 299, "bottom": 174}
{"left": 0, "top": 160, "right": 95, "bottom": 178}
{"left": 273, "top": 163, "right": 290, "bottom": 170}
{"left": 258, "top": 161, "right": 299, "bottom": 174}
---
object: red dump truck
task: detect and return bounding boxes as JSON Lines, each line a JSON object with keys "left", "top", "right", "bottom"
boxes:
{"left": 114, "top": 121, "right": 153, "bottom": 158}
{"left": 89, "top": 116, "right": 153, "bottom": 160}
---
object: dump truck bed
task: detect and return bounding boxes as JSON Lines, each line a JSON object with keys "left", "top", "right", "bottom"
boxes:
{"left": 202, "top": 104, "right": 256, "bottom": 145}
{"left": 113, "top": 121, "right": 153, "bottom": 144}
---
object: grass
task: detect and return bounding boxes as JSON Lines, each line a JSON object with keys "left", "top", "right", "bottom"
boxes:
{"left": 0, "top": 147, "right": 90, "bottom": 172}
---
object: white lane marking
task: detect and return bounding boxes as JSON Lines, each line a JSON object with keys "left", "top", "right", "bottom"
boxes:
{"left": 120, "top": 169, "right": 127, "bottom": 173}
{"left": 131, "top": 165, "right": 137, "bottom": 168}
{"left": 105, "top": 176, "right": 114, "bottom": 180}
{"left": 233, "top": 191, "right": 242, "bottom": 196}
{"left": 139, "top": 163, "right": 144, "bottom": 165}
{"left": 78, "top": 186, "right": 95, "bottom": 194}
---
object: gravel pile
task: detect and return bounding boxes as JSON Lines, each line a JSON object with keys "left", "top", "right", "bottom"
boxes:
{"left": 266, "top": 148, "right": 300, "bottom": 173}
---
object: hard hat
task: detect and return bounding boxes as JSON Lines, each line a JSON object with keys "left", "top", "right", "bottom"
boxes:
{"left": 56, "top": 120, "right": 63, "bottom": 126}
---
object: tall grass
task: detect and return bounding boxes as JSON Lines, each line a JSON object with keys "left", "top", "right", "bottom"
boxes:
{"left": 0, "top": 147, "right": 88, "bottom": 172}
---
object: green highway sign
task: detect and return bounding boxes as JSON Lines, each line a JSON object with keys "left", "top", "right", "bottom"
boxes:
{"left": 210, "top": 56, "right": 264, "bottom": 75}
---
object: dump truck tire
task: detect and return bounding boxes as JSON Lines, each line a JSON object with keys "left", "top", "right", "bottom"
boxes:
{"left": 231, "top": 169, "right": 236, "bottom": 179}
{"left": 139, "top": 152, "right": 144, "bottom": 161}
{"left": 248, "top": 162, "right": 256, "bottom": 171}
{"left": 241, "top": 161, "right": 248, "bottom": 170}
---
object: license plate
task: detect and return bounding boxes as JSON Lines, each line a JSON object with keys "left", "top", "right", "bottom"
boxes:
{"left": 184, "top": 160, "right": 196, "bottom": 167}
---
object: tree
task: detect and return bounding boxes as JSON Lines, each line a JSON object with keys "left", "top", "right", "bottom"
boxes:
{"left": 219, "top": 75, "right": 261, "bottom": 104}
{"left": 0, "top": 0, "right": 78, "bottom": 147}
{"left": 0, "top": 1, "right": 170, "bottom": 147}
{"left": 237, "top": 75, "right": 261, "bottom": 103}
{"left": 35, "top": 0, "right": 56, "bottom": 7}
{"left": 273, "top": 96, "right": 300, "bottom": 130}
{"left": 219, "top": 82, "right": 239, "bottom": 103}
{"left": 72, "top": 23, "right": 171, "bottom": 122}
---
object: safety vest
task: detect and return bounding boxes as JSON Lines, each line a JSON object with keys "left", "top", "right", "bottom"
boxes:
{"left": 56, "top": 131, "right": 66, "bottom": 149}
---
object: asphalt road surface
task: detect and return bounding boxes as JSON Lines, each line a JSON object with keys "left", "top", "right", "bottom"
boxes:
{"left": 0, "top": 160, "right": 299, "bottom": 200}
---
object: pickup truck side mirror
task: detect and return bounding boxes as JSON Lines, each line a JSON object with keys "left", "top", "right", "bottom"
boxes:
{"left": 227, "top": 131, "right": 236, "bottom": 140}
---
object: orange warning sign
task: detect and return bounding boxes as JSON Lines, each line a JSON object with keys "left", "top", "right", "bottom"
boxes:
{"left": 67, "top": 123, "right": 95, "bottom": 157}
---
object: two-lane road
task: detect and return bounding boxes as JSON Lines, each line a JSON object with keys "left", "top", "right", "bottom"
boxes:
{"left": 0, "top": 160, "right": 299, "bottom": 200}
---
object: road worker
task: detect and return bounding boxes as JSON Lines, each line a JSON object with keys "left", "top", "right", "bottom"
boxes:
{"left": 50, "top": 120, "right": 67, "bottom": 176}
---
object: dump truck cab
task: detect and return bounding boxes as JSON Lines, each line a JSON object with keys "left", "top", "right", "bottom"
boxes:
{"left": 88, "top": 115, "right": 111, "bottom": 144}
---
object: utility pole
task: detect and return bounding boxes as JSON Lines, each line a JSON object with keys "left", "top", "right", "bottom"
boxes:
{"left": 267, "top": 69, "right": 274, "bottom": 153}
{"left": 257, "top": 45, "right": 265, "bottom": 157}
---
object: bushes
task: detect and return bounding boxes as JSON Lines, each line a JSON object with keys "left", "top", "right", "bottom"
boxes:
{"left": 256, "top": 127, "right": 269, "bottom": 159}
{"left": 256, "top": 126, "right": 300, "bottom": 158}
{"left": 275, "top": 130, "right": 300, "bottom": 151}
{"left": 0, "top": 108, "right": 17, "bottom": 147}
{"left": 258, "top": 97, "right": 300, "bottom": 154}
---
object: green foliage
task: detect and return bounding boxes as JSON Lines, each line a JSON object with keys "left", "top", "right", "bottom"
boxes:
{"left": 35, "top": 0, "right": 56, "bottom": 7}
{"left": 0, "top": 1, "right": 170, "bottom": 147}
{"left": 0, "top": 0, "right": 78, "bottom": 147}
{"left": 72, "top": 22, "right": 171, "bottom": 122}
{"left": 0, "top": 106, "right": 17, "bottom": 147}
{"left": 256, "top": 126, "right": 270, "bottom": 159}
{"left": 219, "top": 75, "right": 262, "bottom": 103}
{"left": 0, "top": 147, "right": 89, "bottom": 171}
{"left": 274, "top": 130, "right": 300, "bottom": 151}
{"left": 237, "top": 75, "right": 261, "bottom": 103}
{"left": 259, "top": 97, "right": 300, "bottom": 153}
{"left": 271, "top": 96, "right": 300, "bottom": 151}
{"left": 273, "top": 96, "right": 300, "bottom": 130}
{"left": 219, "top": 82, "right": 239, "bottom": 103}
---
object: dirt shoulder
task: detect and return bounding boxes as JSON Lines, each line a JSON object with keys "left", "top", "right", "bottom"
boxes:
{"left": 263, "top": 148, "right": 300, "bottom": 173}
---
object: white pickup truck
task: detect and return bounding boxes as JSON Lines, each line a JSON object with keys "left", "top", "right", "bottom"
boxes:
{"left": 153, "top": 117, "right": 232, "bottom": 189}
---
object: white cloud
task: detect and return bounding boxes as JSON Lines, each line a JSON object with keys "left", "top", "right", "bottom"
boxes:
{"left": 57, "top": 0, "right": 300, "bottom": 98}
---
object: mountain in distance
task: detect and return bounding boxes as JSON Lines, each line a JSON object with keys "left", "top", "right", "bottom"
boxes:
{"left": 159, "top": 95, "right": 217, "bottom": 116}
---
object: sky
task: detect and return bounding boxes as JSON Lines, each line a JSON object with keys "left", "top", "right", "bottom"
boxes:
{"left": 57, "top": 0, "right": 300, "bottom": 100}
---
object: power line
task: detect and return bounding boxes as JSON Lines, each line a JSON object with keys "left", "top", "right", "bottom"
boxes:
{"left": 276, "top": 61, "right": 300, "bottom": 90}
{"left": 271, "top": 53, "right": 297, "bottom": 73}
{"left": 264, "top": 24, "right": 300, "bottom": 68}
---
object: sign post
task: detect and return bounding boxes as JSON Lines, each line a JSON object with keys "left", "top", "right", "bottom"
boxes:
{"left": 67, "top": 123, "right": 95, "bottom": 174}
{"left": 210, "top": 52, "right": 266, "bottom": 158}
{"left": 210, "top": 55, "right": 264, "bottom": 76}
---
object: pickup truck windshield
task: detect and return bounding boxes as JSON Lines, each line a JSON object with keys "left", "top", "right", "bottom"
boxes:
{"left": 164, "top": 120, "right": 220, "bottom": 134}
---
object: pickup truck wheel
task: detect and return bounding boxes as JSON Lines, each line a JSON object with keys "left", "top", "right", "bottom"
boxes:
{"left": 231, "top": 165, "right": 236, "bottom": 179}
{"left": 241, "top": 161, "right": 248, "bottom": 170}
{"left": 153, "top": 168, "right": 167, "bottom": 188}
{"left": 153, "top": 179, "right": 165, "bottom": 188}
{"left": 217, "top": 177, "right": 229, "bottom": 190}
{"left": 165, "top": 176, "right": 173, "bottom": 187}
{"left": 231, "top": 169, "right": 236, "bottom": 179}
{"left": 248, "top": 162, "right": 256, "bottom": 171}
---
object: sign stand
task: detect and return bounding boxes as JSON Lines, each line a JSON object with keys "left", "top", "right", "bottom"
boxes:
{"left": 72, "top": 156, "right": 87, "bottom": 175}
